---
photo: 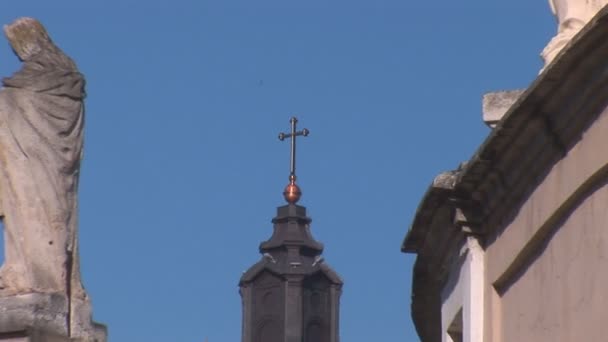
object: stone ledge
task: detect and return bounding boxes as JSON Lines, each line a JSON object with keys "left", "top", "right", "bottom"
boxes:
{"left": 0, "top": 293, "right": 68, "bottom": 336}
{"left": 0, "top": 293, "right": 106, "bottom": 342}
{"left": 482, "top": 89, "right": 525, "bottom": 128}
{"left": 0, "top": 329, "right": 72, "bottom": 341}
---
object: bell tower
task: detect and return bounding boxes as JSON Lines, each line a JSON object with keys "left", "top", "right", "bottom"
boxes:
{"left": 239, "top": 118, "right": 343, "bottom": 342}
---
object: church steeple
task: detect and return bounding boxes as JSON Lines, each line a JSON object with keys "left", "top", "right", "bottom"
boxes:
{"left": 239, "top": 118, "right": 343, "bottom": 342}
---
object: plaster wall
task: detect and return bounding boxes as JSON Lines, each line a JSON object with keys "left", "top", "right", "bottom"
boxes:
{"left": 484, "top": 106, "right": 608, "bottom": 341}
{"left": 499, "top": 182, "right": 608, "bottom": 341}
{"left": 441, "top": 237, "right": 485, "bottom": 342}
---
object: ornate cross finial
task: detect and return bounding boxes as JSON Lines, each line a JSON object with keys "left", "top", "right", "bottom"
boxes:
{"left": 278, "top": 117, "right": 309, "bottom": 204}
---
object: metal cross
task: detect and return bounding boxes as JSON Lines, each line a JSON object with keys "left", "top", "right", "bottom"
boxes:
{"left": 278, "top": 117, "right": 309, "bottom": 182}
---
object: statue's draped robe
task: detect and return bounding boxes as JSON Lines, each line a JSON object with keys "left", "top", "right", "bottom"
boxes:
{"left": 544, "top": 0, "right": 608, "bottom": 64}
{"left": 0, "top": 45, "right": 85, "bottom": 295}
{"left": 550, "top": 0, "right": 606, "bottom": 31}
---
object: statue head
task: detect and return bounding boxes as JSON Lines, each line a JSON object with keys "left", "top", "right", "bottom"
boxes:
{"left": 4, "top": 17, "right": 52, "bottom": 62}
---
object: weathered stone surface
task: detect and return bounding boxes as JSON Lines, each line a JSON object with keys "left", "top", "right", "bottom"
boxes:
{"left": 0, "top": 17, "right": 85, "bottom": 297}
{"left": 543, "top": 0, "right": 608, "bottom": 65}
{"left": 0, "top": 293, "right": 106, "bottom": 341}
{"left": 482, "top": 90, "right": 524, "bottom": 128}
{"left": 0, "top": 293, "right": 68, "bottom": 335}
{"left": 0, "top": 329, "right": 82, "bottom": 342}
{"left": 69, "top": 297, "right": 107, "bottom": 341}
{"left": 0, "top": 17, "right": 105, "bottom": 342}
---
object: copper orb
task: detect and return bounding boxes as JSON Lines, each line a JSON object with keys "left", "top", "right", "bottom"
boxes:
{"left": 283, "top": 182, "right": 302, "bottom": 204}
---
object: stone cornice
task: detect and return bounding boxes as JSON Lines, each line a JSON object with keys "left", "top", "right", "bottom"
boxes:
{"left": 401, "top": 170, "right": 459, "bottom": 253}
{"left": 403, "top": 4, "right": 608, "bottom": 255}
{"left": 457, "top": 6, "right": 608, "bottom": 234}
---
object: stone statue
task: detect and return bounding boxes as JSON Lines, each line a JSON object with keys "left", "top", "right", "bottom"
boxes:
{"left": 0, "top": 16, "right": 85, "bottom": 298}
{"left": 542, "top": 0, "right": 608, "bottom": 65}
{"left": 0, "top": 18, "right": 104, "bottom": 340}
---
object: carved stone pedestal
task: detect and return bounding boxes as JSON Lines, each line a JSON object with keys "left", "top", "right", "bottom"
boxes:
{"left": 0, "top": 294, "right": 106, "bottom": 342}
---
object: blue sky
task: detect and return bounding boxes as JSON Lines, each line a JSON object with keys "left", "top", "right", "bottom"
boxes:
{"left": 0, "top": 2, "right": 554, "bottom": 341}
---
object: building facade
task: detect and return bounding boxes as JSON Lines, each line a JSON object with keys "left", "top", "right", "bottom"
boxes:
{"left": 402, "top": 6, "right": 608, "bottom": 342}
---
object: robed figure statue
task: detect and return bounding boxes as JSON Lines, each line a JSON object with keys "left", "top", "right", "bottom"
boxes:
{"left": 0, "top": 18, "right": 86, "bottom": 300}
{"left": 0, "top": 16, "right": 105, "bottom": 341}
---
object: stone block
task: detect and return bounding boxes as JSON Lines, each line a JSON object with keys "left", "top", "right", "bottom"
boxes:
{"left": 0, "top": 293, "right": 105, "bottom": 342}
{"left": 0, "top": 329, "right": 73, "bottom": 341}
{"left": 482, "top": 90, "right": 525, "bottom": 128}
{"left": 0, "top": 293, "right": 68, "bottom": 336}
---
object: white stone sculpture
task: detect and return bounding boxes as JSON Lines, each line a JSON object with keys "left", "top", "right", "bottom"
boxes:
{"left": 0, "top": 17, "right": 105, "bottom": 341}
{"left": 0, "top": 18, "right": 86, "bottom": 299}
{"left": 543, "top": 0, "right": 608, "bottom": 65}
